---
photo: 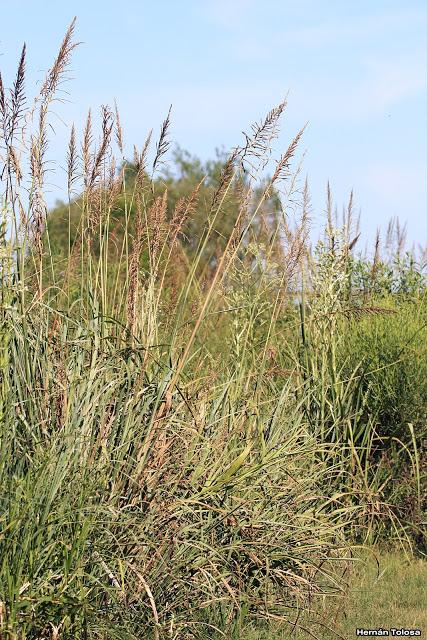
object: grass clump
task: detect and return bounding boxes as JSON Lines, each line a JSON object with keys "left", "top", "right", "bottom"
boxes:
{"left": 0, "top": 20, "right": 425, "bottom": 639}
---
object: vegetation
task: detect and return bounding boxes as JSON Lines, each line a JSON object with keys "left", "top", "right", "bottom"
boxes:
{"left": 248, "top": 550, "right": 427, "bottom": 639}
{"left": 0, "top": 21, "right": 425, "bottom": 639}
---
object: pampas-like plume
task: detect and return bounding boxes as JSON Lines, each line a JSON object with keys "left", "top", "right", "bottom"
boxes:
{"left": 301, "top": 177, "right": 312, "bottom": 243}
{"left": 149, "top": 190, "right": 168, "bottom": 262}
{"left": 210, "top": 149, "right": 239, "bottom": 213}
{"left": 88, "top": 105, "right": 114, "bottom": 191}
{"left": 385, "top": 216, "right": 407, "bottom": 257}
{"left": 67, "top": 123, "right": 78, "bottom": 193}
{"left": 8, "top": 146, "right": 22, "bottom": 185}
{"left": 239, "top": 98, "right": 288, "bottom": 175}
{"left": 0, "top": 72, "right": 5, "bottom": 119}
{"left": 385, "top": 218, "right": 394, "bottom": 254}
{"left": 127, "top": 130, "right": 155, "bottom": 335}
{"left": 10, "top": 44, "right": 26, "bottom": 136}
{"left": 396, "top": 217, "right": 407, "bottom": 256}
{"left": 348, "top": 233, "right": 360, "bottom": 253}
{"left": 28, "top": 19, "right": 78, "bottom": 278}
{"left": 170, "top": 180, "right": 202, "bottom": 246}
{"left": 29, "top": 106, "right": 49, "bottom": 259}
{"left": 324, "top": 180, "right": 335, "bottom": 253}
{"left": 107, "top": 156, "right": 123, "bottom": 210}
{"left": 114, "top": 100, "right": 124, "bottom": 156}
{"left": 0, "top": 45, "right": 26, "bottom": 198}
{"left": 343, "top": 190, "right": 354, "bottom": 243}
{"left": 39, "top": 18, "right": 78, "bottom": 103}
{"left": 152, "top": 105, "right": 172, "bottom": 175}
{"left": 82, "top": 109, "right": 93, "bottom": 189}
{"left": 271, "top": 125, "right": 306, "bottom": 186}
{"left": 370, "top": 228, "right": 381, "bottom": 288}
{"left": 134, "top": 130, "right": 152, "bottom": 188}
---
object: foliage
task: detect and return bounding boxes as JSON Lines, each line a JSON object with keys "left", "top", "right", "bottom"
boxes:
{"left": 0, "top": 21, "right": 425, "bottom": 640}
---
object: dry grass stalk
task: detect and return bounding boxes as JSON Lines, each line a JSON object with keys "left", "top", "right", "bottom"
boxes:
{"left": 130, "top": 567, "right": 160, "bottom": 640}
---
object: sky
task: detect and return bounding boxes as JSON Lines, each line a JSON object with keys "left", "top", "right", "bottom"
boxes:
{"left": 1, "top": 0, "right": 426, "bottom": 249}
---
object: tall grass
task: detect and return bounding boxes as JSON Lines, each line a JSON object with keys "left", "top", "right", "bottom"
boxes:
{"left": 0, "top": 21, "right": 425, "bottom": 639}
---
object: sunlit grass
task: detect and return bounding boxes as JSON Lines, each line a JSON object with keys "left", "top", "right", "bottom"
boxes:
{"left": 247, "top": 551, "right": 427, "bottom": 639}
{"left": 0, "top": 19, "right": 425, "bottom": 639}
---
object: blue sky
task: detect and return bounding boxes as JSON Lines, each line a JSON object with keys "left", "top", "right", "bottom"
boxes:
{"left": 1, "top": 0, "right": 426, "bottom": 248}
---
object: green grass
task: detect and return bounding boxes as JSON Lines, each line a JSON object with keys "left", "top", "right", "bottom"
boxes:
{"left": 342, "top": 552, "right": 427, "bottom": 635}
{"left": 247, "top": 551, "right": 427, "bottom": 639}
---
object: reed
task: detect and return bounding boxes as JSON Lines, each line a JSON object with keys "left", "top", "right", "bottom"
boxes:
{"left": 0, "top": 21, "right": 425, "bottom": 640}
